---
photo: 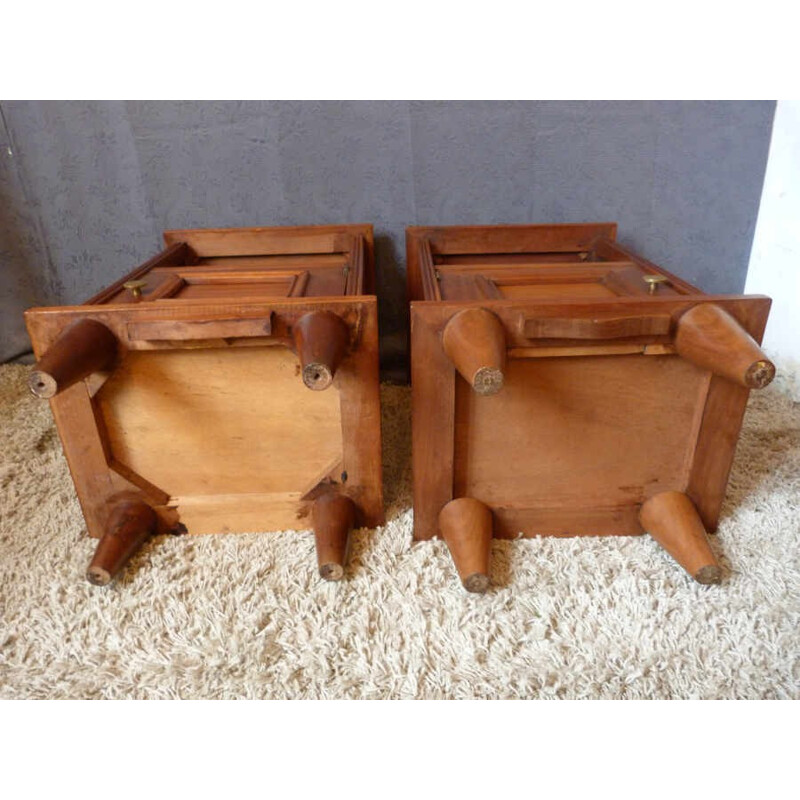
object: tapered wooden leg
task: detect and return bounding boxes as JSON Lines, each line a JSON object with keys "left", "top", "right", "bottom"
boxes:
{"left": 29, "top": 318, "right": 118, "bottom": 399}
{"left": 293, "top": 311, "right": 350, "bottom": 391}
{"left": 675, "top": 303, "right": 775, "bottom": 389}
{"left": 438, "top": 497, "right": 493, "bottom": 593}
{"left": 312, "top": 494, "right": 356, "bottom": 581}
{"left": 442, "top": 308, "right": 506, "bottom": 395}
{"left": 639, "top": 490, "right": 722, "bottom": 584}
{"left": 86, "top": 499, "right": 157, "bottom": 586}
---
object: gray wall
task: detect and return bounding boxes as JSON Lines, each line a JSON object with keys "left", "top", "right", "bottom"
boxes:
{"left": 0, "top": 101, "right": 775, "bottom": 374}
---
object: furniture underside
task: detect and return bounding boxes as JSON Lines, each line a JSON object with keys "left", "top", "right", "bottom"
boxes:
{"left": 25, "top": 224, "right": 383, "bottom": 585}
{"left": 408, "top": 223, "right": 773, "bottom": 589}
{"left": 97, "top": 346, "right": 345, "bottom": 534}
{"left": 454, "top": 352, "right": 710, "bottom": 538}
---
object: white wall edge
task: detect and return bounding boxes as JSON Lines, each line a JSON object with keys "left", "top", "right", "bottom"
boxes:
{"left": 745, "top": 100, "right": 800, "bottom": 400}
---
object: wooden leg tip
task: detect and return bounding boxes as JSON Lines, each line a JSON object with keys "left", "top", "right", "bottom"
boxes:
{"left": 294, "top": 311, "right": 349, "bottom": 390}
{"left": 694, "top": 565, "right": 723, "bottom": 585}
{"left": 473, "top": 367, "right": 504, "bottom": 395}
{"left": 675, "top": 304, "right": 774, "bottom": 388}
{"left": 439, "top": 497, "right": 493, "bottom": 592}
{"left": 29, "top": 319, "right": 118, "bottom": 399}
{"left": 463, "top": 573, "right": 490, "bottom": 594}
{"left": 640, "top": 491, "right": 724, "bottom": 584}
{"left": 319, "top": 563, "right": 345, "bottom": 581}
{"left": 28, "top": 370, "right": 57, "bottom": 399}
{"left": 88, "top": 498, "right": 156, "bottom": 586}
{"left": 745, "top": 359, "right": 775, "bottom": 389}
{"left": 302, "top": 363, "right": 334, "bottom": 391}
{"left": 313, "top": 495, "right": 355, "bottom": 580}
{"left": 86, "top": 566, "right": 112, "bottom": 586}
{"left": 442, "top": 307, "right": 506, "bottom": 395}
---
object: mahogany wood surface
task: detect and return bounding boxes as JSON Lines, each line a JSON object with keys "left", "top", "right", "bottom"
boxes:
{"left": 87, "top": 497, "right": 157, "bottom": 586}
{"left": 25, "top": 225, "right": 383, "bottom": 584}
{"left": 293, "top": 310, "right": 351, "bottom": 391}
{"left": 406, "top": 223, "right": 618, "bottom": 304}
{"left": 442, "top": 308, "right": 506, "bottom": 395}
{"left": 408, "top": 223, "right": 773, "bottom": 585}
{"left": 675, "top": 302, "right": 775, "bottom": 389}
{"left": 29, "top": 319, "right": 118, "bottom": 399}
{"left": 453, "top": 354, "right": 710, "bottom": 513}
{"left": 438, "top": 497, "right": 493, "bottom": 593}
{"left": 312, "top": 494, "right": 356, "bottom": 581}
{"left": 639, "top": 491, "right": 722, "bottom": 584}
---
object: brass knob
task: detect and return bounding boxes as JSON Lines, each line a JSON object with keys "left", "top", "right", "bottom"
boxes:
{"left": 123, "top": 280, "right": 148, "bottom": 301}
{"left": 643, "top": 274, "right": 670, "bottom": 295}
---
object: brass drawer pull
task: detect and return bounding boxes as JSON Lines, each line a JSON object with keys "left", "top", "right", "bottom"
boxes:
{"left": 643, "top": 274, "right": 670, "bottom": 294}
{"left": 123, "top": 279, "right": 148, "bottom": 301}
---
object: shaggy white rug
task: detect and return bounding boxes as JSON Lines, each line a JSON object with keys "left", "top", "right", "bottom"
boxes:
{"left": 0, "top": 362, "right": 798, "bottom": 699}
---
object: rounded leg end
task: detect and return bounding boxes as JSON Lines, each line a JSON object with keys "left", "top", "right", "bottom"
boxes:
{"left": 302, "top": 363, "right": 334, "bottom": 391}
{"left": 463, "top": 573, "right": 490, "bottom": 594}
{"left": 86, "top": 566, "right": 112, "bottom": 586}
{"left": 745, "top": 359, "right": 776, "bottom": 389}
{"left": 28, "top": 370, "right": 57, "bottom": 399}
{"left": 694, "top": 565, "right": 723, "bottom": 585}
{"left": 319, "top": 563, "right": 345, "bottom": 582}
{"left": 472, "top": 367, "right": 504, "bottom": 396}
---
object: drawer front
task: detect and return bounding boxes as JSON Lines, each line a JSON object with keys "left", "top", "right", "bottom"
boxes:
{"left": 437, "top": 264, "right": 684, "bottom": 303}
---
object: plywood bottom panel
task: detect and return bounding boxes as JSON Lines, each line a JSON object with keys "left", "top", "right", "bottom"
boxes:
{"left": 454, "top": 353, "right": 710, "bottom": 515}
{"left": 97, "top": 346, "right": 343, "bottom": 498}
{"left": 167, "top": 492, "right": 309, "bottom": 535}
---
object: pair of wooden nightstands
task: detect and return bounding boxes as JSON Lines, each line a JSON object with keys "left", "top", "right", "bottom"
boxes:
{"left": 25, "top": 223, "right": 774, "bottom": 591}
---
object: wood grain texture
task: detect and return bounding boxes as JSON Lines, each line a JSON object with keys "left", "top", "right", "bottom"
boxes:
{"left": 312, "top": 494, "right": 356, "bottom": 581}
{"left": 407, "top": 224, "right": 773, "bottom": 565}
{"left": 336, "top": 298, "right": 384, "bottom": 527}
{"left": 414, "top": 223, "right": 618, "bottom": 255}
{"left": 84, "top": 243, "right": 194, "bottom": 305}
{"left": 603, "top": 265, "right": 680, "bottom": 297}
{"left": 407, "top": 224, "right": 617, "bottom": 304}
{"left": 24, "top": 226, "right": 383, "bottom": 555}
{"left": 454, "top": 354, "right": 710, "bottom": 511}
{"left": 163, "top": 224, "right": 373, "bottom": 259}
{"left": 686, "top": 298, "right": 772, "bottom": 531}
{"left": 591, "top": 238, "right": 697, "bottom": 295}
{"left": 523, "top": 313, "right": 672, "bottom": 340}
{"left": 640, "top": 491, "right": 722, "bottom": 584}
{"left": 292, "top": 311, "right": 350, "bottom": 391}
{"left": 128, "top": 314, "right": 273, "bottom": 341}
{"left": 438, "top": 498, "right": 493, "bottom": 593}
{"left": 442, "top": 308, "right": 506, "bottom": 395}
{"left": 29, "top": 319, "right": 118, "bottom": 399}
{"left": 166, "top": 492, "right": 307, "bottom": 535}
{"left": 87, "top": 497, "right": 157, "bottom": 586}
{"left": 95, "top": 227, "right": 370, "bottom": 305}
{"left": 95, "top": 346, "right": 344, "bottom": 498}
{"left": 410, "top": 307, "right": 455, "bottom": 541}
{"left": 675, "top": 302, "right": 775, "bottom": 389}
{"left": 491, "top": 505, "right": 645, "bottom": 538}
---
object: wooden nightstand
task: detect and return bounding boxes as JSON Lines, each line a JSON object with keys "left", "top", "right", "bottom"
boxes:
{"left": 25, "top": 224, "right": 383, "bottom": 585}
{"left": 407, "top": 223, "right": 773, "bottom": 591}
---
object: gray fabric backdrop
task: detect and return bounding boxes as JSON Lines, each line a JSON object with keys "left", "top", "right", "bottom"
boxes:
{"left": 0, "top": 101, "right": 776, "bottom": 375}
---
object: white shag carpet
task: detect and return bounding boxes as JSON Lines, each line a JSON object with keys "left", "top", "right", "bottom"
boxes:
{"left": 1, "top": 362, "right": 798, "bottom": 700}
